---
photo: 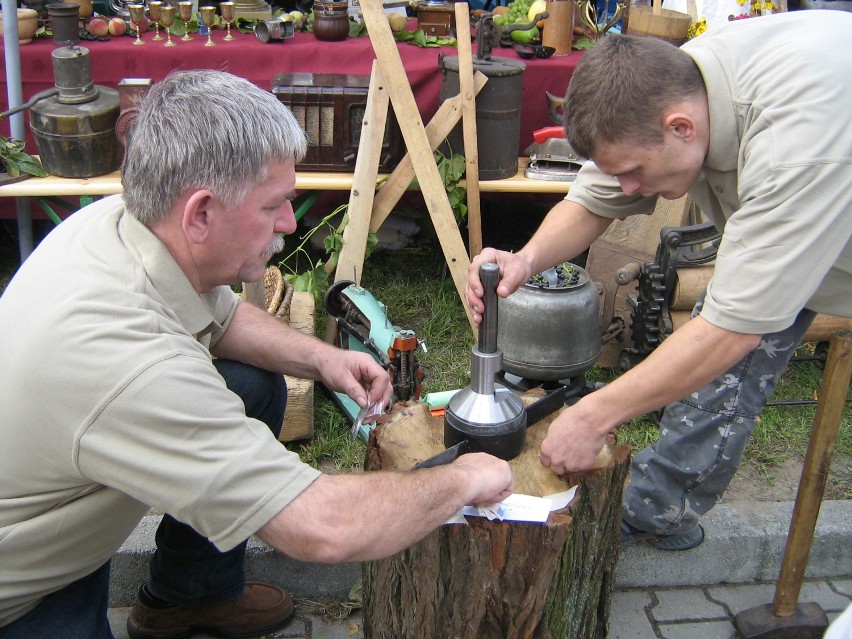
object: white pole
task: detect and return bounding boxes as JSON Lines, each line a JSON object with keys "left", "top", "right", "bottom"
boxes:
{"left": 1, "top": 0, "right": 34, "bottom": 260}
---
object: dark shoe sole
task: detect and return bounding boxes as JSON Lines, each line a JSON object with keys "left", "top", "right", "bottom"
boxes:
{"left": 127, "top": 606, "right": 295, "bottom": 639}
{"left": 621, "top": 522, "right": 705, "bottom": 551}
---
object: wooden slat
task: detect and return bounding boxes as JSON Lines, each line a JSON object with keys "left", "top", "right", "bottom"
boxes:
{"left": 369, "top": 72, "right": 489, "bottom": 233}
{"left": 359, "top": 0, "right": 475, "bottom": 329}
{"left": 455, "top": 1, "right": 482, "bottom": 260}
{"left": 333, "top": 61, "right": 390, "bottom": 286}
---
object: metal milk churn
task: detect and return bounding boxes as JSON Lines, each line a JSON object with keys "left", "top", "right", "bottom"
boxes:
{"left": 497, "top": 263, "right": 602, "bottom": 382}
{"left": 438, "top": 52, "right": 525, "bottom": 180}
{"left": 11, "top": 45, "right": 122, "bottom": 178}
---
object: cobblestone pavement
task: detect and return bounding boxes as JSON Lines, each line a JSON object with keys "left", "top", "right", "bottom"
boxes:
{"left": 109, "top": 577, "right": 852, "bottom": 639}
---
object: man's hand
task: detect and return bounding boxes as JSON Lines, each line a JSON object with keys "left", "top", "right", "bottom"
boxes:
{"left": 538, "top": 404, "right": 610, "bottom": 475}
{"left": 465, "top": 249, "right": 534, "bottom": 325}
{"left": 319, "top": 350, "right": 393, "bottom": 411}
{"left": 449, "top": 452, "right": 515, "bottom": 506}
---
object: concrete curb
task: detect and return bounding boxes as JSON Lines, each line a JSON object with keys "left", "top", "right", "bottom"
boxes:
{"left": 108, "top": 499, "right": 852, "bottom": 608}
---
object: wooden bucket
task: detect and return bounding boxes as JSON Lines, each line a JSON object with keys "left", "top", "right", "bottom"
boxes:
{"left": 626, "top": 5, "right": 691, "bottom": 45}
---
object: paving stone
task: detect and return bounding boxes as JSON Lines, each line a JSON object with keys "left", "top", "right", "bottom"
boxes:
{"left": 652, "top": 588, "right": 728, "bottom": 622}
{"left": 800, "top": 580, "right": 852, "bottom": 612}
{"left": 607, "top": 589, "right": 656, "bottom": 639}
{"left": 832, "top": 578, "right": 852, "bottom": 598}
{"left": 706, "top": 583, "right": 779, "bottom": 615}
{"left": 658, "top": 620, "right": 737, "bottom": 639}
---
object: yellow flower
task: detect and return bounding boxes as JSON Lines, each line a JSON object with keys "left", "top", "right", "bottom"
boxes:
{"left": 687, "top": 17, "right": 707, "bottom": 38}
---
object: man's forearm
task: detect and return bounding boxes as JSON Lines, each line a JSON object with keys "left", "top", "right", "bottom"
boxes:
{"left": 581, "top": 316, "right": 762, "bottom": 435}
{"left": 212, "top": 301, "right": 331, "bottom": 379}
{"left": 258, "top": 457, "right": 510, "bottom": 563}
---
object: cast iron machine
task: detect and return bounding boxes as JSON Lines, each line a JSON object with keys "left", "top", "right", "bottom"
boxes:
{"left": 325, "top": 280, "right": 424, "bottom": 441}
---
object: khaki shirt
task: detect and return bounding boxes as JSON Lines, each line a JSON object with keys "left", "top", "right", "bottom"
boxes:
{"left": 566, "top": 10, "right": 852, "bottom": 334}
{"left": 0, "top": 196, "right": 321, "bottom": 625}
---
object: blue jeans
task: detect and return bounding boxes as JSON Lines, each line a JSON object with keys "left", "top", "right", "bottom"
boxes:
{"left": 0, "top": 360, "right": 287, "bottom": 637}
{"left": 622, "top": 304, "right": 817, "bottom": 535}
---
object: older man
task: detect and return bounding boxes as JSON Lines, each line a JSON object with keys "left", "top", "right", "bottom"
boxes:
{"left": 0, "top": 70, "right": 513, "bottom": 638}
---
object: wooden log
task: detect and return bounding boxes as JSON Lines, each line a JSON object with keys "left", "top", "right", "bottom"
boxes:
{"left": 362, "top": 392, "right": 631, "bottom": 638}
{"left": 281, "top": 292, "right": 316, "bottom": 442}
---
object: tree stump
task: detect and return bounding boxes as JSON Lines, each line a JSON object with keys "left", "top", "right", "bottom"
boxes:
{"left": 363, "top": 391, "right": 631, "bottom": 639}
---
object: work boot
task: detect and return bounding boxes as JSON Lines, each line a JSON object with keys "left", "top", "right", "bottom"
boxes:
{"left": 620, "top": 520, "right": 705, "bottom": 551}
{"left": 126, "top": 581, "right": 295, "bottom": 639}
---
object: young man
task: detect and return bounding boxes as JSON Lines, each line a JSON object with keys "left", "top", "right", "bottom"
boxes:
{"left": 466, "top": 11, "right": 851, "bottom": 550}
{"left": 0, "top": 70, "right": 514, "bottom": 638}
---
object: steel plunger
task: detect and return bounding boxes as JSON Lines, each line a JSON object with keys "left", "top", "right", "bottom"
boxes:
{"left": 444, "top": 263, "right": 527, "bottom": 460}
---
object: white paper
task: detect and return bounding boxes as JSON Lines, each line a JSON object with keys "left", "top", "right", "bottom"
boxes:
{"left": 445, "top": 487, "right": 578, "bottom": 525}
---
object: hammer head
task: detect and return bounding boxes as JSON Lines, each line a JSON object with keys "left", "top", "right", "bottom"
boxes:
{"left": 734, "top": 602, "right": 828, "bottom": 639}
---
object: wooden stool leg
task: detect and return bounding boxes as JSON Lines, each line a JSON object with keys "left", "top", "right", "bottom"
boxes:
{"left": 735, "top": 330, "right": 852, "bottom": 638}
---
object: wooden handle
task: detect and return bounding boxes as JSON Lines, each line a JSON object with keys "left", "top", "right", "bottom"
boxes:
{"left": 772, "top": 330, "right": 852, "bottom": 617}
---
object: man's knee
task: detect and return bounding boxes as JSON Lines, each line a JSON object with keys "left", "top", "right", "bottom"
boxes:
{"left": 213, "top": 360, "right": 287, "bottom": 436}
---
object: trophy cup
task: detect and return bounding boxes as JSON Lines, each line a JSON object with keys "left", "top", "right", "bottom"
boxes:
{"left": 128, "top": 4, "right": 146, "bottom": 44}
{"left": 159, "top": 3, "right": 177, "bottom": 45}
{"left": 178, "top": 1, "right": 193, "bottom": 40}
{"left": 200, "top": 6, "right": 217, "bottom": 45}
{"left": 575, "top": 0, "right": 626, "bottom": 39}
{"left": 220, "top": 1, "right": 235, "bottom": 41}
{"left": 147, "top": 0, "right": 164, "bottom": 40}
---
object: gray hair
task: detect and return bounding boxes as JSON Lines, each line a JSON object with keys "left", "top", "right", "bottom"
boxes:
{"left": 122, "top": 70, "right": 307, "bottom": 226}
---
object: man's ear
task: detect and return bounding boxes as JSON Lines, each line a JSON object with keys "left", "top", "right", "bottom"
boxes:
{"left": 181, "top": 190, "right": 217, "bottom": 244}
{"left": 663, "top": 111, "right": 697, "bottom": 142}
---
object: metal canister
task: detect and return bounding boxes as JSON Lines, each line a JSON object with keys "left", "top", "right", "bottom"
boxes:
{"left": 438, "top": 54, "right": 526, "bottom": 180}
{"left": 28, "top": 46, "right": 122, "bottom": 178}
{"left": 497, "top": 264, "right": 602, "bottom": 381}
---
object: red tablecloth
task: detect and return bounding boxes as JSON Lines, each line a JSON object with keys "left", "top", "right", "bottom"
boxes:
{"left": 1, "top": 28, "right": 582, "bottom": 155}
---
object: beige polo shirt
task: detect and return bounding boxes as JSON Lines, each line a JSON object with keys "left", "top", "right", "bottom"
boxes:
{"left": 0, "top": 195, "right": 321, "bottom": 625}
{"left": 566, "top": 10, "right": 852, "bottom": 334}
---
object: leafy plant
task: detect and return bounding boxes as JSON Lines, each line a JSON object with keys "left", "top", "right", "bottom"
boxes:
{"left": 393, "top": 28, "right": 456, "bottom": 47}
{"left": 0, "top": 136, "right": 48, "bottom": 178}
{"left": 277, "top": 203, "right": 378, "bottom": 302}
{"left": 410, "top": 149, "right": 468, "bottom": 224}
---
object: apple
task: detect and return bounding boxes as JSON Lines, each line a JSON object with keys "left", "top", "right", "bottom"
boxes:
{"left": 108, "top": 17, "right": 127, "bottom": 36}
{"left": 86, "top": 17, "right": 109, "bottom": 36}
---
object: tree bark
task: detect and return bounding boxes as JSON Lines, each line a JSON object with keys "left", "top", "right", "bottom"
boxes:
{"left": 363, "top": 393, "right": 631, "bottom": 639}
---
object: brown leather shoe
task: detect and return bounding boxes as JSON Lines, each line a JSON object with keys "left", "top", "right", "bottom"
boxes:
{"left": 126, "top": 581, "right": 295, "bottom": 639}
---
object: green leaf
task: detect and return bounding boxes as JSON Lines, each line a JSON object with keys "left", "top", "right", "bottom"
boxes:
{"left": 413, "top": 29, "right": 426, "bottom": 47}
{"left": 323, "top": 231, "right": 344, "bottom": 256}
{"left": 15, "top": 158, "right": 49, "bottom": 178}
{"left": 572, "top": 37, "right": 595, "bottom": 50}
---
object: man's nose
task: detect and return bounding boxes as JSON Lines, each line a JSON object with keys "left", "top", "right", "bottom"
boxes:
{"left": 618, "top": 176, "right": 641, "bottom": 196}
{"left": 275, "top": 202, "right": 297, "bottom": 235}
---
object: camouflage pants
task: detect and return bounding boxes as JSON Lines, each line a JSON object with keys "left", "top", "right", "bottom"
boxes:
{"left": 622, "top": 302, "right": 817, "bottom": 535}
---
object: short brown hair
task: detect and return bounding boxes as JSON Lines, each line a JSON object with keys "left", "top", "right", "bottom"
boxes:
{"left": 564, "top": 35, "right": 705, "bottom": 158}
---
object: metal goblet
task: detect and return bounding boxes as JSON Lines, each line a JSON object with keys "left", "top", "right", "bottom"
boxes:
{"left": 220, "top": 1, "right": 235, "bottom": 41}
{"left": 159, "top": 3, "right": 176, "bottom": 46}
{"left": 147, "top": 0, "right": 163, "bottom": 40}
{"left": 178, "top": 1, "right": 193, "bottom": 40}
{"left": 199, "top": 5, "right": 216, "bottom": 46}
{"left": 128, "top": 4, "right": 146, "bottom": 44}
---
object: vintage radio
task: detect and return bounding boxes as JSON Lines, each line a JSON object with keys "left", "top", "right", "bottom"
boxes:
{"left": 271, "top": 73, "right": 405, "bottom": 173}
